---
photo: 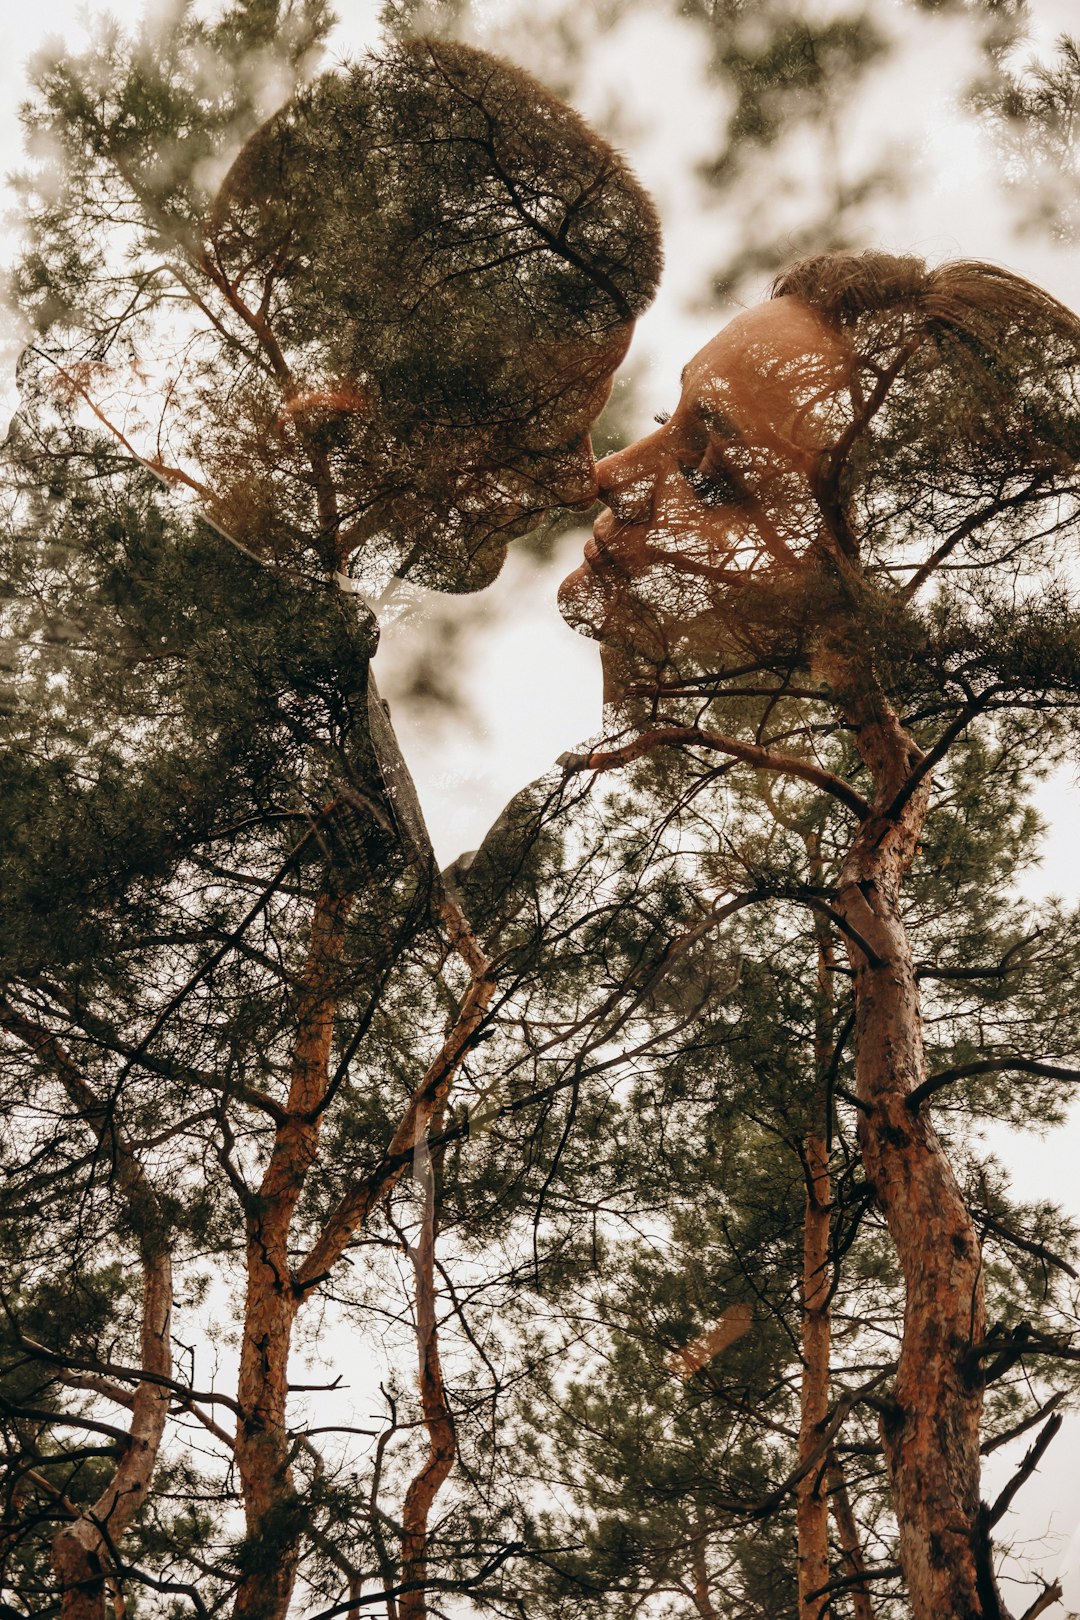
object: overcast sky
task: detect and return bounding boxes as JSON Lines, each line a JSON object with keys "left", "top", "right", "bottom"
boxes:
{"left": 5, "top": 0, "right": 1080, "bottom": 1605}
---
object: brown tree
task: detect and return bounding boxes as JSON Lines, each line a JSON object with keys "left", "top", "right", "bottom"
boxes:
{"left": 1, "top": 8, "right": 660, "bottom": 1618}
{"left": 555, "top": 251, "right": 1080, "bottom": 1618}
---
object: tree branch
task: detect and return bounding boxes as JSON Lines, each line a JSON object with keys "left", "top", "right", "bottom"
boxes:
{"left": 294, "top": 958, "right": 496, "bottom": 1293}
{"left": 560, "top": 727, "right": 870, "bottom": 820}
{"left": 909, "top": 1056, "right": 1080, "bottom": 1112}
{"left": 987, "top": 1412, "right": 1063, "bottom": 1527}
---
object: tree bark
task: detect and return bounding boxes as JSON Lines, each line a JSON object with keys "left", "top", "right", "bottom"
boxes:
{"left": 690, "top": 1534, "right": 720, "bottom": 1620}
{"left": 398, "top": 1115, "right": 456, "bottom": 1620}
{"left": 797, "top": 1127, "right": 833, "bottom": 1620}
{"left": 233, "top": 886, "right": 352, "bottom": 1620}
{"left": 826, "top": 1450, "right": 875, "bottom": 1620}
{"left": 797, "top": 849, "right": 836, "bottom": 1620}
{"left": 231, "top": 874, "right": 493, "bottom": 1620}
{"left": 0, "top": 1006, "right": 173, "bottom": 1620}
{"left": 51, "top": 1231, "right": 171, "bottom": 1620}
{"left": 821, "top": 658, "right": 1005, "bottom": 1620}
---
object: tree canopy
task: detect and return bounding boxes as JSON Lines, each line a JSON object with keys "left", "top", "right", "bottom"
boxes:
{"left": 5, "top": 4, "right": 1080, "bottom": 1620}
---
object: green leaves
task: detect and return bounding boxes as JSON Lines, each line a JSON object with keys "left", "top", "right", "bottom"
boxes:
{"left": 201, "top": 36, "right": 661, "bottom": 584}
{"left": 15, "top": 16, "right": 662, "bottom": 590}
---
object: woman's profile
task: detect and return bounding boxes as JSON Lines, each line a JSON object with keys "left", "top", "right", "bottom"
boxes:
{"left": 463, "top": 251, "right": 1080, "bottom": 1620}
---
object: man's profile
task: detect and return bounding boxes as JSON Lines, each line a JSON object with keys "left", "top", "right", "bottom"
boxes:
{"left": 201, "top": 36, "right": 663, "bottom": 592}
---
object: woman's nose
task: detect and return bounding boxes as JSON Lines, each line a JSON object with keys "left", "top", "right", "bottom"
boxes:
{"left": 595, "top": 447, "right": 629, "bottom": 495}
{"left": 595, "top": 442, "right": 654, "bottom": 520}
{"left": 594, "top": 450, "right": 620, "bottom": 497}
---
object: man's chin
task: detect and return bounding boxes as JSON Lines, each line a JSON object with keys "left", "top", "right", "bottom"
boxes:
{"left": 400, "top": 531, "right": 511, "bottom": 594}
{"left": 457, "top": 543, "right": 511, "bottom": 593}
{"left": 430, "top": 510, "right": 547, "bottom": 593}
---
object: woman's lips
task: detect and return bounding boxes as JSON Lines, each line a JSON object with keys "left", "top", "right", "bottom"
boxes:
{"left": 584, "top": 509, "right": 638, "bottom": 577}
{"left": 584, "top": 532, "right": 624, "bottom": 580}
{"left": 585, "top": 506, "right": 623, "bottom": 566}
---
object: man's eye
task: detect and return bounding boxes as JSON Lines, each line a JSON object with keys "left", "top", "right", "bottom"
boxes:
{"left": 683, "top": 462, "right": 746, "bottom": 507}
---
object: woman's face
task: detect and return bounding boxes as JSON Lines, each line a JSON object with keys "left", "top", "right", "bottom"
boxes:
{"left": 558, "top": 297, "right": 850, "bottom": 686}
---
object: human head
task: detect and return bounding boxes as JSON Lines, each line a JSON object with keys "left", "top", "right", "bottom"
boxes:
{"left": 558, "top": 294, "right": 851, "bottom": 696}
{"left": 202, "top": 38, "right": 662, "bottom": 590}
{"left": 560, "top": 250, "right": 1080, "bottom": 705}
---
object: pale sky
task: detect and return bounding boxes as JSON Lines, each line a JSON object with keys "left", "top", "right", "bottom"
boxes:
{"left": 5, "top": 0, "right": 1080, "bottom": 1607}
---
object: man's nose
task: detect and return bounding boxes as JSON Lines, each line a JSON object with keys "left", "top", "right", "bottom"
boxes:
{"left": 556, "top": 437, "right": 600, "bottom": 509}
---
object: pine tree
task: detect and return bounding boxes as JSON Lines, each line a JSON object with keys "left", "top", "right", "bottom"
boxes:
{"left": 453, "top": 252, "right": 1080, "bottom": 1618}
{"left": 0, "top": 7, "right": 660, "bottom": 1616}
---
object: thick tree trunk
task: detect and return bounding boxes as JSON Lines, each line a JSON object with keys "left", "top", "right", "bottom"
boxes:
{"left": 233, "top": 1282, "right": 302, "bottom": 1620}
{"left": 823, "top": 666, "right": 1005, "bottom": 1619}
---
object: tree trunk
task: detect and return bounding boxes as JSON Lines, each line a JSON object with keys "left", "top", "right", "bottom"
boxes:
{"left": 822, "top": 661, "right": 1005, "bottom": 1619}
{"left": 826, "top": 1450, "right": 875, "bottom": 1620}
{"left": 398, "top": 1116, "right": 456, "bottom": 1620}
{"left": 690, "top": 1534, "right": 720, "bottom": 1620}
{"left": 797, "top": 849, "right": 836, "bottom": 1620}
{"left": 797, "top": 1127, "right": 833, "bottom": 1620}
{"left": 233, "top": 887, "right": 352, "bottom": 1620}
{"left": 52, "top": 1235, "right": 171, "bottom": 1620}
{"left": 0, "top": 1006, "right": 174, "bottom": 1620}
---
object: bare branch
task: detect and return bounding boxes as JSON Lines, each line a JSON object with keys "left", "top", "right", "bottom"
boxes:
{"left": 909, "top": 1056, "right": 1080, "bottom": 1112}
{"left": 560, "top": 727, "right": 870, "bottom": 820}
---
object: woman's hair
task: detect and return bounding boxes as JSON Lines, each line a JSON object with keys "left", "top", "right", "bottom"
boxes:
{"left": 770, "top": 250, "right": 1080, "bottom": 483}
{"left": 770, "top": 250, "right": 1080, "bottom": 354}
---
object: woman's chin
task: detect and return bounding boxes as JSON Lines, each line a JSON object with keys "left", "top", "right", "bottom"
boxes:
{"left": 556, "top": 564, "right": 607, "bottom": 639}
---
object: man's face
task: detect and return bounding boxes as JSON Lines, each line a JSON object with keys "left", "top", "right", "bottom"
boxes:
{"left": 558, "top": 297, "right": 850, "bottom": 685}
{"left": 201, "top": 323, "right": 635, "bottom": 592}
{"left": 418, "top": 321, "right": 635, "bottom": 593}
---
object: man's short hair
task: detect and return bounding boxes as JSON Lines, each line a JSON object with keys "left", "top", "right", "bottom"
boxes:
{"left": 202, "top": 39, "right": 663, "bottom": 586}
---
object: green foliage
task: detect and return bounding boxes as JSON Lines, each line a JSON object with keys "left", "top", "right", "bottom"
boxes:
{"left": 5, "top": 3, "right": 1080, "bottom": 1618}
{"left": 1, "top": 441, "right": 378, "bottom": 983}
{"left": 687, "top": 3, "right": 888, "bottom": 164}
{"left": 201, "top": 35, "right": 661, "bottom": 584}
{"left": 978, "top": 32, "right": 1080, "bottom": 240}
{"left": 13, "top": 0, "right": 332, "bottom": 319}
{"left": 15, "top": 15, "right": 661, "bottom": 590}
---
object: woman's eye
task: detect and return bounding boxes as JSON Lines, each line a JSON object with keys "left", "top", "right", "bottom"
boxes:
{"left": 682, "top": 462, "right": 746, "bottom": 507}
{"left": 654, "top": 410, "right": 671, "bottom": 425}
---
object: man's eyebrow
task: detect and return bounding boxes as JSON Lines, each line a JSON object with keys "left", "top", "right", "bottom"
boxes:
{"left": 680, "top": 365, "right": 689, "bottom": 384}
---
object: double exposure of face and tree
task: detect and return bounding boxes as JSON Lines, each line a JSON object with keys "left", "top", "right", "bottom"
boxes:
{"left": 455, "top": 252, "right": 1080, "bottom": 1620}
{"left": 0, "top": 3, "right": 663, "bottom": 1615}
{"left": 6, "top": 3, "right": 1080, "bottom": 1620}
